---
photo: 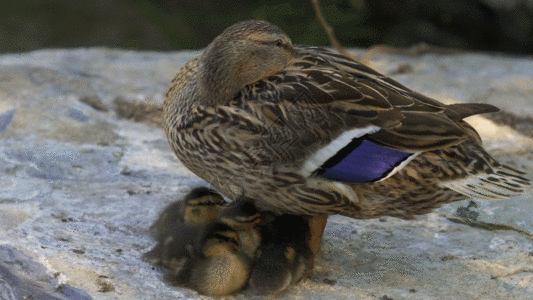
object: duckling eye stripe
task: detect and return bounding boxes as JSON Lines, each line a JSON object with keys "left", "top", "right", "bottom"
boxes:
{"left": 311, "top": 138, "right": 414, "bottom": 182}
{"left": 300, "top": 126, "right": 380, "bottom": 177}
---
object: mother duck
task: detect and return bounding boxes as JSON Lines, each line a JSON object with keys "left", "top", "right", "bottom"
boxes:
{"left": 163, "top": 20, "right": 529, "bottom": 220}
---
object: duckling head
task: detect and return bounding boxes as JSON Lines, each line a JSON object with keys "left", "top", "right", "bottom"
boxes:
{"left": 218, "top": 198, "right": 262, "bottom": 230}
{"left": 197, "top": 20, "right": 294, "bottom": 105}
{"left": 249, "top": 243, "right": 295, "bottom": 295}
{"left": 189, "top": 223, "right": 252, "bottom": 296}
{"left": 182, "top": 187, "right": 226, "bottom": 225}
{"left": 148, "top": 187, "right": 226, "bottom": 239}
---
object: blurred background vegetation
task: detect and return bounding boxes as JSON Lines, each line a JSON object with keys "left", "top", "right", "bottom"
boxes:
{"left": 1, "top": 0, "right": 533, "bottom": 54}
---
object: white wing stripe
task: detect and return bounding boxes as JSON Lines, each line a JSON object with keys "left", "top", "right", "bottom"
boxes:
{"left": 300, "top": 126, "right": 380, "bottom": 177}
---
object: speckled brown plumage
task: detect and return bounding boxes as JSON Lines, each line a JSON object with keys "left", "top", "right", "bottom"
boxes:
{"left": 163, "top": 20, "right": 530, "bottom": 219}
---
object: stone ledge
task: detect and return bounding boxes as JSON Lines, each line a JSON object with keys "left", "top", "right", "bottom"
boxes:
{"left": 0, "top": 48, "right": 532, "bottom": 299}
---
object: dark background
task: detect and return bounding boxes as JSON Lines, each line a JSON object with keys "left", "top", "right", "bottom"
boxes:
{"left": 1, "top": 0, "right": 532, "bottom": 54}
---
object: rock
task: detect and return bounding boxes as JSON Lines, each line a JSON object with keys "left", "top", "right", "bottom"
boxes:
{"left": 0, "top": 48, "right": 532, "bottom": 299}
{"left": 0, "top": 245, "right": 87, "bottom": 300}
{"left": 0, "top": 109, "right": 16, "bottom": 133}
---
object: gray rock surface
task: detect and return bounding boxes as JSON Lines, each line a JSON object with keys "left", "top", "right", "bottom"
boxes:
{"left": 0, "top": 48, "right": 532, "bottom": 300}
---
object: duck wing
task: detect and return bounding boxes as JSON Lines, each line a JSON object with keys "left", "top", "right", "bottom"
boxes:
{"left": 238, "top": 46, "right": 498, "bottom": 161}
{"left": 236, "top": 46, "right": 530, "bottom": 197}
{"left": 285, "top": 47, "right": 499, "bottom": 149}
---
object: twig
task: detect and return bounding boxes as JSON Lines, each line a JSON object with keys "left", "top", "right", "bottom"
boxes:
{"left": 445, "top": 213, "right": 533, "bottom": 240}
{"left": 310, "top": 0, "right": 361, "bottom": 62}
{"left": 312, "top": 1, "right": 472, "bottom": 65}
{"left": 491, "top": 267, "right": 533, "bottom": 279}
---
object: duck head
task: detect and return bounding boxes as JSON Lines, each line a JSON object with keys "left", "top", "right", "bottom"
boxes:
{"left": 197, "top": 20, "right": 294, "bottom": 105}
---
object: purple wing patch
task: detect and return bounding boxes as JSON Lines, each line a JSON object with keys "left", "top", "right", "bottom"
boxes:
{"left": 313, "top": 137, "right": 412, "bottom": 182}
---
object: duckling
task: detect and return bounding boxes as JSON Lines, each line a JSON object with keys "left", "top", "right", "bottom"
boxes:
{"left": 215, "top": 198, "right": 263, "bottom": 257}
{"left": 248, "top": 213, "right": 314, "bottom": 295}
{"left": 143, "top": 222, "right": 203, "bottom": 275}
{"left": 183, "top": 223, "right": 253, "bottom": 296}
{"left": 143, "top": 187, "right": 222, "bottom": 271}
{"left": 146, "top": 189, "right": 325, "bottom": 295}
{"left": 145, "top": 221, "right": 253, "bottom": 296}
{"left": 196, "top": 199, "right": 317, "bottom": 295}
{"left": 164, "top": 20, "right": 529, "bottom": 222}
{"left": 148, "top": 186, "right": 226, "bottom": 240}
{"left": 192, "top": 197, "right": 263, "bottom": 268}
{"left": 144, "top": 190, "right": 262, "bottom": 296}
{"left": 179, "top": 198, "right": 265, "bottom": 296}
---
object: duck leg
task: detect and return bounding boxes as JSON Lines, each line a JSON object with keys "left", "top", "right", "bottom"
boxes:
{"left": 303, "top": 215, "right": 328, "bottom": 260}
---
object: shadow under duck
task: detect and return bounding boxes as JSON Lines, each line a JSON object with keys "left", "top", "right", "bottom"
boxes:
{"left": 163, "top": 20, "right": 530, "bottom": 220}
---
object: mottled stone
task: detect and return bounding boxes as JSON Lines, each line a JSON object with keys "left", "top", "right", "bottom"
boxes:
{"left": 0, "top": 48, "right": 531, "bottom": 300}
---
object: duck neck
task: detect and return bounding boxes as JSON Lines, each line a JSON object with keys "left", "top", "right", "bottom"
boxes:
{"left": 196, "top": 48, "right": 246, "bottom": 106}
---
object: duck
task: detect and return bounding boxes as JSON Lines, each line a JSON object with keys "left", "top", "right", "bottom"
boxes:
{"left": 147, "top": 186, "right": 226, "bottom": 241}
{"left": 163, "top": 20, "right": 530, "bottom": 223}
{"left": 144, "top": 220, "right": 253, "bottom": 296}
{"left": 248, "top": 213, "right": 314, "bottom": 295}
{"left": 144, "top": 189, "right": 263, "bottom": 296}
{"left": 184, "top": 222, "right": 253, "bottom": 296}
{"left": 196, "top": 199, "right": 323, "bottom": 295}
{"left": 143, "top": 187, "right": 228, "bottom": 275}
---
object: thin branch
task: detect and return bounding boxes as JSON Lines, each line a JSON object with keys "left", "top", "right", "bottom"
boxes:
{"left": 491, "top": 267, "right": 533, "bottom": 279}
{"left": 312, "top": 0, "right": 469, "bottom": 65}
{"left": 445, "top": 213, "right": 533, "bottom": 240}
{"left": 311, "top": 0, "right": 361, "bottom": 62}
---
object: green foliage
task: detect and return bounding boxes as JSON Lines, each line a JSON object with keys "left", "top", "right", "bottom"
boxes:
{"left": 141, "top": 0, "right": 373, "bottom": 49}
{"left": 246, "top": 0, "right": 372, "bottom": 47}
{"left": 1, "top": 0, "right": 532, "bottom": 54}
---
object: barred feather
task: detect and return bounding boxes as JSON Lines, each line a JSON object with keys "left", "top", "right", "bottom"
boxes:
{"left": 164, "top": 20, "right": 530, "bottom": 219}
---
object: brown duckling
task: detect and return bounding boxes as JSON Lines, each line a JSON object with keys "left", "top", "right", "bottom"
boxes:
{"left": 148, "top": 186, "right": 226, "bottom": 241}
{"left": 144, "top": 221, "right": 253, "bottom": 296}
{"left": 145, "top": 188, "right": 321, "bottom": 296}
{"left": 248, "top": 213, "right": 314, "bottom": 295}
{"left": 182, "top": 223, "right": 253, "bottom": 296}
{"left": 145, "top": 191, "right": 262, "bottom": 296}
{"left": 143, "top": 187, "right": 220, "bottom": 273}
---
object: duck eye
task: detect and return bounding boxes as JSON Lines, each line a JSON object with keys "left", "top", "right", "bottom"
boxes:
{"left": 275, "top": 39, "right": 283, "bottom": 47}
